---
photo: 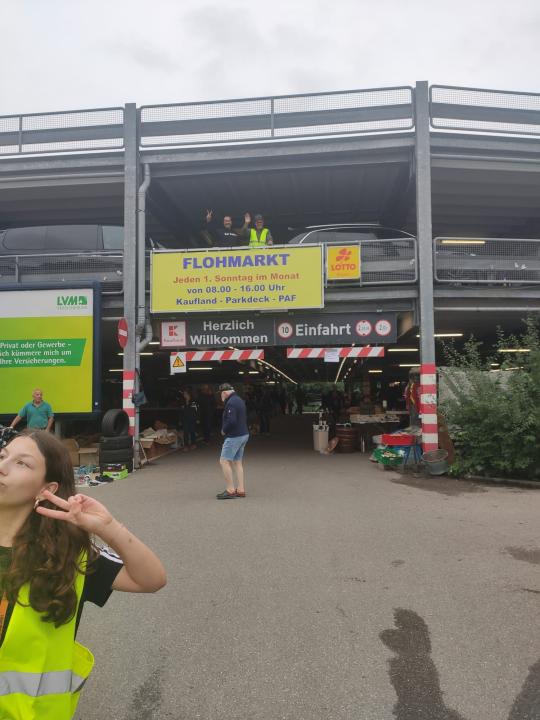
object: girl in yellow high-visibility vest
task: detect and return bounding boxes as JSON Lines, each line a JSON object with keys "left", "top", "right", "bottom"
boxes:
{"left": 0, "top": 430, "right": 166, "bottom": 719}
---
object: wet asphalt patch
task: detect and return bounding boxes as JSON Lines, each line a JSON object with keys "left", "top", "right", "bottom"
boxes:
{"left": 506, "top": 547, "right": 540, "bottom": 565}
{"left": 390, "top": 474, "right": 487, "bottom": 497}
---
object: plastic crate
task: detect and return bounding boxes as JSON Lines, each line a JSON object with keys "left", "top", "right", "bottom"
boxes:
{"left": 382, "top": 433, "right": 417, "bottom": 446}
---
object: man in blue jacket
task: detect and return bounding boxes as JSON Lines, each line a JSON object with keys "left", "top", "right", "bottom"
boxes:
{"left": 216, "top": 383, "right": 249, "bottom": 499}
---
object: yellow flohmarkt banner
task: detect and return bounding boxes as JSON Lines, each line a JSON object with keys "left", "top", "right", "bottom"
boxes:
{"left": 151, "top": 246, "right": 324, "bottom": 313}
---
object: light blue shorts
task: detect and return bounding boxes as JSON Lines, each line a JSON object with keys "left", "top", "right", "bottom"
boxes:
{"left": 221, "top": 434, "right": 249, "bottom": 461}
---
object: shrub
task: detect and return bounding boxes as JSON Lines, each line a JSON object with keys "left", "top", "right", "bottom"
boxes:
{"left": 440, "top": 317, "right": 540, "bottom": 480}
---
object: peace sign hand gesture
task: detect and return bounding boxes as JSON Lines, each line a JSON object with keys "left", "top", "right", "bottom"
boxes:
{"left": 36, "top": 490, "right": 114, "bottom": 536}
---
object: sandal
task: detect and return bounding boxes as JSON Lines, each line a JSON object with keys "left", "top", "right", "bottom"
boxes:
{"left": 235, "top": 490, "right": 246, "bottom": 498}
{"left": 216, "top": 490, "right": 237, "bottom": 500}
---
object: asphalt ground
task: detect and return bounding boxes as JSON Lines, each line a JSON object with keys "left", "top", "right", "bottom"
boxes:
{"left": 77, "top": 416, "right": 540, "bottom": 720}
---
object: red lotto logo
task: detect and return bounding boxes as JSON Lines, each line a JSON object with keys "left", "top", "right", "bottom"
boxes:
{"left": 336, "top": 248, "right": 352, "bottom": 262}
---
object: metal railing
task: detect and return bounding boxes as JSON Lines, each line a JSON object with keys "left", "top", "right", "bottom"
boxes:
{"left": 140, "top": 86, "right": 414, "bottom": 148}
{"left": 4, "top": 83, "right": 540, "bottom": 157}
{"left": 434, "top": 237, "right": 540, "bottom": 284}
{"left": 0, "top": 107, "right": 124, "bottom": 156}
{"left": 0, "top": 252, "right": 124, "bottom": 292}
{"left": 430, "top": 85, "right": 540, "bottom": 136}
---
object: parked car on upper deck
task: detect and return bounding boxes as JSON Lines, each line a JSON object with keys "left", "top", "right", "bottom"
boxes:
{"left": 288, "top": 223, "right": 417, "bottom": 285}
{"left": 287, "top": 223, "right": 415, "bottom": 246}
{"left": 0, "top": 225, "right": 160, "bottom": 290}
{"left": 0, "top": 224, "right": 162, "bottom": 254}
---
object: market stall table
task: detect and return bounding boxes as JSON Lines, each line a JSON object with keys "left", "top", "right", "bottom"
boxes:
{"left": 349, "top": 413, "right": 404, "bottom": 452}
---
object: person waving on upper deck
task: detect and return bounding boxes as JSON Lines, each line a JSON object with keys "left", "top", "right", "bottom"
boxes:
{"left": 244, "top": 213, "right": 274, "bottom": 247}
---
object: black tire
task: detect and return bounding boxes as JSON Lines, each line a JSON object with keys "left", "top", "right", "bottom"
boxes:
{"left": 99, "top": 435, "right": 133, "bottom": 451}
{"left": 99, "top": 447, "right": 134, "bottom": 463}
{"left": 101, "top": 409, "right": 130, "bottom": 437}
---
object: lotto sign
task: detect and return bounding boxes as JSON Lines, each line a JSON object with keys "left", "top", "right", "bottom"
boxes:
{"left": 151, "top": 246, "right": 324, "bottom": 313}
{"left": 160, "top": 321, "right": 187, "bottom": 348}
{"left": 326, "top": 245, "right": 361, "bottom": 280}
{"left": 170, "top": 352, "right": 186, "bottom": 374}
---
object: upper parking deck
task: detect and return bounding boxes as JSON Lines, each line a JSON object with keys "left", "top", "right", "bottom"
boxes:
{"left": 1, "top": 82, "right": 540, "bottom": 312}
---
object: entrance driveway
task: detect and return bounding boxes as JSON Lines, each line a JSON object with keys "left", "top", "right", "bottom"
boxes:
{"left": 78, "top": 417, "right": 540, "bottom": 720}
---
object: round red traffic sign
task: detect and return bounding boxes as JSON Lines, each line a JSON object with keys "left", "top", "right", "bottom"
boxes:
{"left": 117, "top": 318, "right": 128, "bottom": 349}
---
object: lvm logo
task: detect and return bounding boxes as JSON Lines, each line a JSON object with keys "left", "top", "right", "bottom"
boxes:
{"left": 56, "top": 295, "right": 88, "bottom": 308}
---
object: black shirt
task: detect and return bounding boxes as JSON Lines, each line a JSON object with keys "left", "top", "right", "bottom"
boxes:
{"left": 0, "top": 545, "right": 123, "bottom": 645}
{"left": 206, "top": 220, "right": 246, "bottom": 247}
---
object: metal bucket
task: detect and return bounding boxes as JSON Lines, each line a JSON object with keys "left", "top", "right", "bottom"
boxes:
{"left": 422, "top": 449, "right": 449, "bottom": 475}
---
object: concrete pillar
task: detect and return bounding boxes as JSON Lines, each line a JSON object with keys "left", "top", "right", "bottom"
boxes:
{"left": 122, "top": 104, "right": 139, "bottom": 441}
{"left": 414, "top": 82, "right": 438, "bottom": 452}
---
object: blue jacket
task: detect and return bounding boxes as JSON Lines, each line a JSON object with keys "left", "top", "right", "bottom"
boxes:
{"left": 222, "top": 393, "right": 249, "bottom": 438}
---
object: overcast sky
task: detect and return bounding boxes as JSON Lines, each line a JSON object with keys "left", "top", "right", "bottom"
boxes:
{"left": 2, "top": 0, "right": 540, "bottom": 115}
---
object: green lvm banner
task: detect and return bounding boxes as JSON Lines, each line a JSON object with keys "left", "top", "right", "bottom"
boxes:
{"left": 0, "top": 288, "right": 95, "bottom": 415}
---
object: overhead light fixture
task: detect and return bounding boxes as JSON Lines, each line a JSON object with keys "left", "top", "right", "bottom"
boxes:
{"left": 109, "top": 369, "right": 123, "bottom": 373}
{"left": 238, "top": 371, "right": 245, "bottom": 375}
{"left": 499, "top": 348, "right": 530, "bottom": 353}
{"left": 120, "top": 351, "right": 155, "bottom": 356}
{"left": 388, "top": 348, "right": 418, "bottom": 352}
{"left": 248, "top": 371, "right": 259, "bottom": 375}
{"left": 256, "top": 358, "right": 297, "bottom": 385}
{"left": 227, "top": 345, "right": 297, "bottom": 385}
{"left": 441, "top": 239, "right": 486, "bottom": 246}
{"left": 490, "top": 363, "right": 500, "bottom": 367}
{"left": 148, "top": 341, "right": 160, "bottom": 345}
{"left": 416, "top": 333, "right": 463, "bottom": 338}
{"left": 368, "top": 369, "right": 383, "bottom": 374}
{"left": 189, "top": 367, "right": 213, "bottom": 371}
{"left": 399, "top": 363, "right": 418, "bottom": 368}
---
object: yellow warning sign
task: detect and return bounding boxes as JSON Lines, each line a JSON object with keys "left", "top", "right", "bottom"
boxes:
{"left": 170, "top": 351, "right": 187, "bottom": 374}
{"left": 326, "top": 245, "right": 361, "bottom": 280}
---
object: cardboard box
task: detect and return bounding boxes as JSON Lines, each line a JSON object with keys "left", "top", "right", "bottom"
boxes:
{"left": 61, "top": 439, "right": 100, "bottom": 467}
{"left": 78, "top": 446, "right": 99, "bottom": 466}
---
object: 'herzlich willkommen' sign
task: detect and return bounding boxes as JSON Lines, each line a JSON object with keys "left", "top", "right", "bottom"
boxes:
{"left": 160, "top": 312, "right": 396, "bottom": 348}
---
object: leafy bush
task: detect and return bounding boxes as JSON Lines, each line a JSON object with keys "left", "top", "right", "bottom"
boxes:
{"left": 440, "top": 317, "right": 540, "bottom": 480}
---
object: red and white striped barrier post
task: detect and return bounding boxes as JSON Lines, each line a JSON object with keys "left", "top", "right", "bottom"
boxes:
{"left": 185, "top": 349, "right": 264, "bottom": 362}
{"left": 122, "top": 370, "right": 136, "bottom": 437}
{"left": 286, "top": 346, "right": 385, "bottom": 359}
{"left": 420, "top": 363, "right": 438, "bottom": 452}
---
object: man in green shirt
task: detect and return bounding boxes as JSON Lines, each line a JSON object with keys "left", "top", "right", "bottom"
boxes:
{"left": 10, "top": 388, "right": 54, "bottom": 432}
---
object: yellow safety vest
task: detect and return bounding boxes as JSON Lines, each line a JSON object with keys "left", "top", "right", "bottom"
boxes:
{"left": 0, "top": 556, "right": 94, "bottom": 720}
{"left": 249, "top": 228, "right": 269, "bottom": 247}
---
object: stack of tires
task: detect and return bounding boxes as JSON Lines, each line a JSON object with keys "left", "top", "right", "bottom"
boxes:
{"left": 99, "top": 409, "right": 133, "bottom": 472}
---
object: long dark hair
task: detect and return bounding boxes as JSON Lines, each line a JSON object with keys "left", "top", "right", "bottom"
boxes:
{"left": 3, "top": 431, "right": 96, "bottom": 626}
